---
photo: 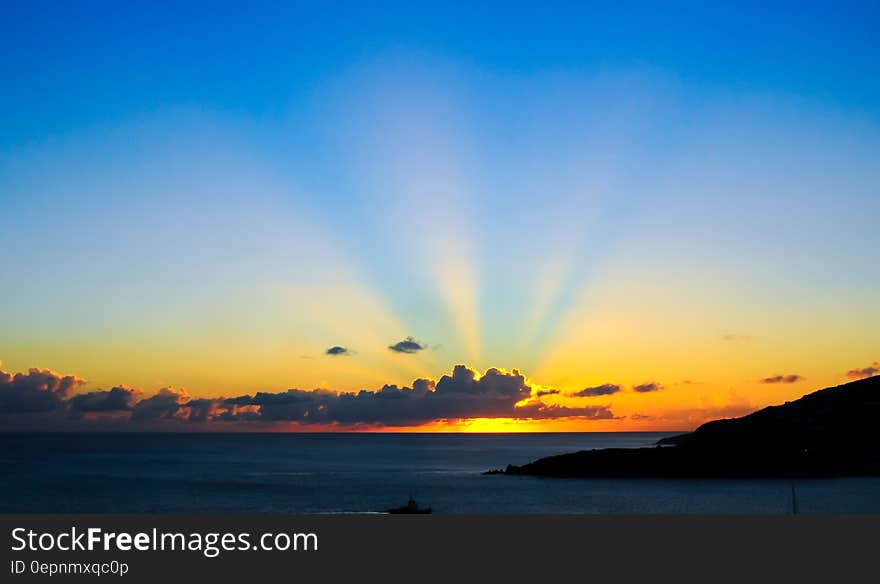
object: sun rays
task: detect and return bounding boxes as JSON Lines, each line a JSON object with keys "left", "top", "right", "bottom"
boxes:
{"left": 3, "top": 40, "right": 880, "bottom": 433}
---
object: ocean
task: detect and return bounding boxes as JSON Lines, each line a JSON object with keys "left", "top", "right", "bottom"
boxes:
{"left": 2, "top": 432, "right": 879, "bottom": 514}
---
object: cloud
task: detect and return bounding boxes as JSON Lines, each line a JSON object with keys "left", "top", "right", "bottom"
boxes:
{"left": 226, "top": 366, "right": 532, "bottom": 426}
{"left": 68, "top": 387, "right": 135, "bottom": 418}
{"left": 388, "top": 336, "right": 426, "bottom": 354}
{"left": 131, "top": 387, "right": 190, "bottom": 421}
{"left": 573, "top": 384, "right": 621, "bottom": 397}
{"left": 633, "top": 382, "right": 663, "bottom": 393}
{"left": 0, "top": 362, "right": 618, "bottom": 429}
{"left": 0, "top": 367, "right": 85, "bottom": 414}
{"left": 759, "top": 374, "right": 803, "bottom": 384}
{"left": 185, "top": 398, "right": 222, "bottom": 423}
{"left": 721, "top": 334, "right": 752, "bottom": 342}
{"left": 325, "top": 346, "right": 351, "bottom": 356}
{"left": 221, "top": 366, "right": 613, "bottom": 426}
{"left": 846, "top": 361, "right": 879, "bottom": 380}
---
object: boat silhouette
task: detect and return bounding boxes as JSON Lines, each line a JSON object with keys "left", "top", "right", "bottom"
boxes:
{"left": 387, "top": 497, "right": 432, "bottom": 514}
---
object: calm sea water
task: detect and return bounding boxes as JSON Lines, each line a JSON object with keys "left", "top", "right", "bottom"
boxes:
{"left": 2, "top": 432, "right": 879, "bottom": 514}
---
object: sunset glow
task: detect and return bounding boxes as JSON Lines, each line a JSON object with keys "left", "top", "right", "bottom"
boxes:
{"left": 1, "top": 2, "right": 878, "bottom": 433}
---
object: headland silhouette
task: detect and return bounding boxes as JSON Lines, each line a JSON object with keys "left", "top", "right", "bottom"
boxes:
{"left": 491, "top": 375, "right": 880, "bottom": 478}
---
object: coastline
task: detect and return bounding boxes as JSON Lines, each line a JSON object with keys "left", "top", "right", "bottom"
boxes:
{"left": 490, "top": 376, "right": 880, "bottom": 479}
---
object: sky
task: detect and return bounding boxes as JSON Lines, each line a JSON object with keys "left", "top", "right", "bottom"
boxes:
{"left": 1, "top": 1, "right": 879, "bottom": 431}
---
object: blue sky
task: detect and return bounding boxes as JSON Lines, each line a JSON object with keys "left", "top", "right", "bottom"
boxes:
{"left": 2, "top": 1, "right": 879, "bottom": 143}
{"left": 1, "top": 1, "right": 879, "bottom": 430}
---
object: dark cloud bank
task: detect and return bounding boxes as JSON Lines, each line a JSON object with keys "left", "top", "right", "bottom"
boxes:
{"left": 0, "top": 367, "right": 84, "bottom": 414}
{"left": 68, "top": 387, "right": 135, "bottom": 419}
{"left": 0, "top": 363, "right": 615, "bottom": 430}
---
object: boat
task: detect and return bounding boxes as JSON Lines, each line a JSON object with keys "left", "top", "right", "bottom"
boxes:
{"left": 387, "top": 497, "right": 432, "bottom": 514}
